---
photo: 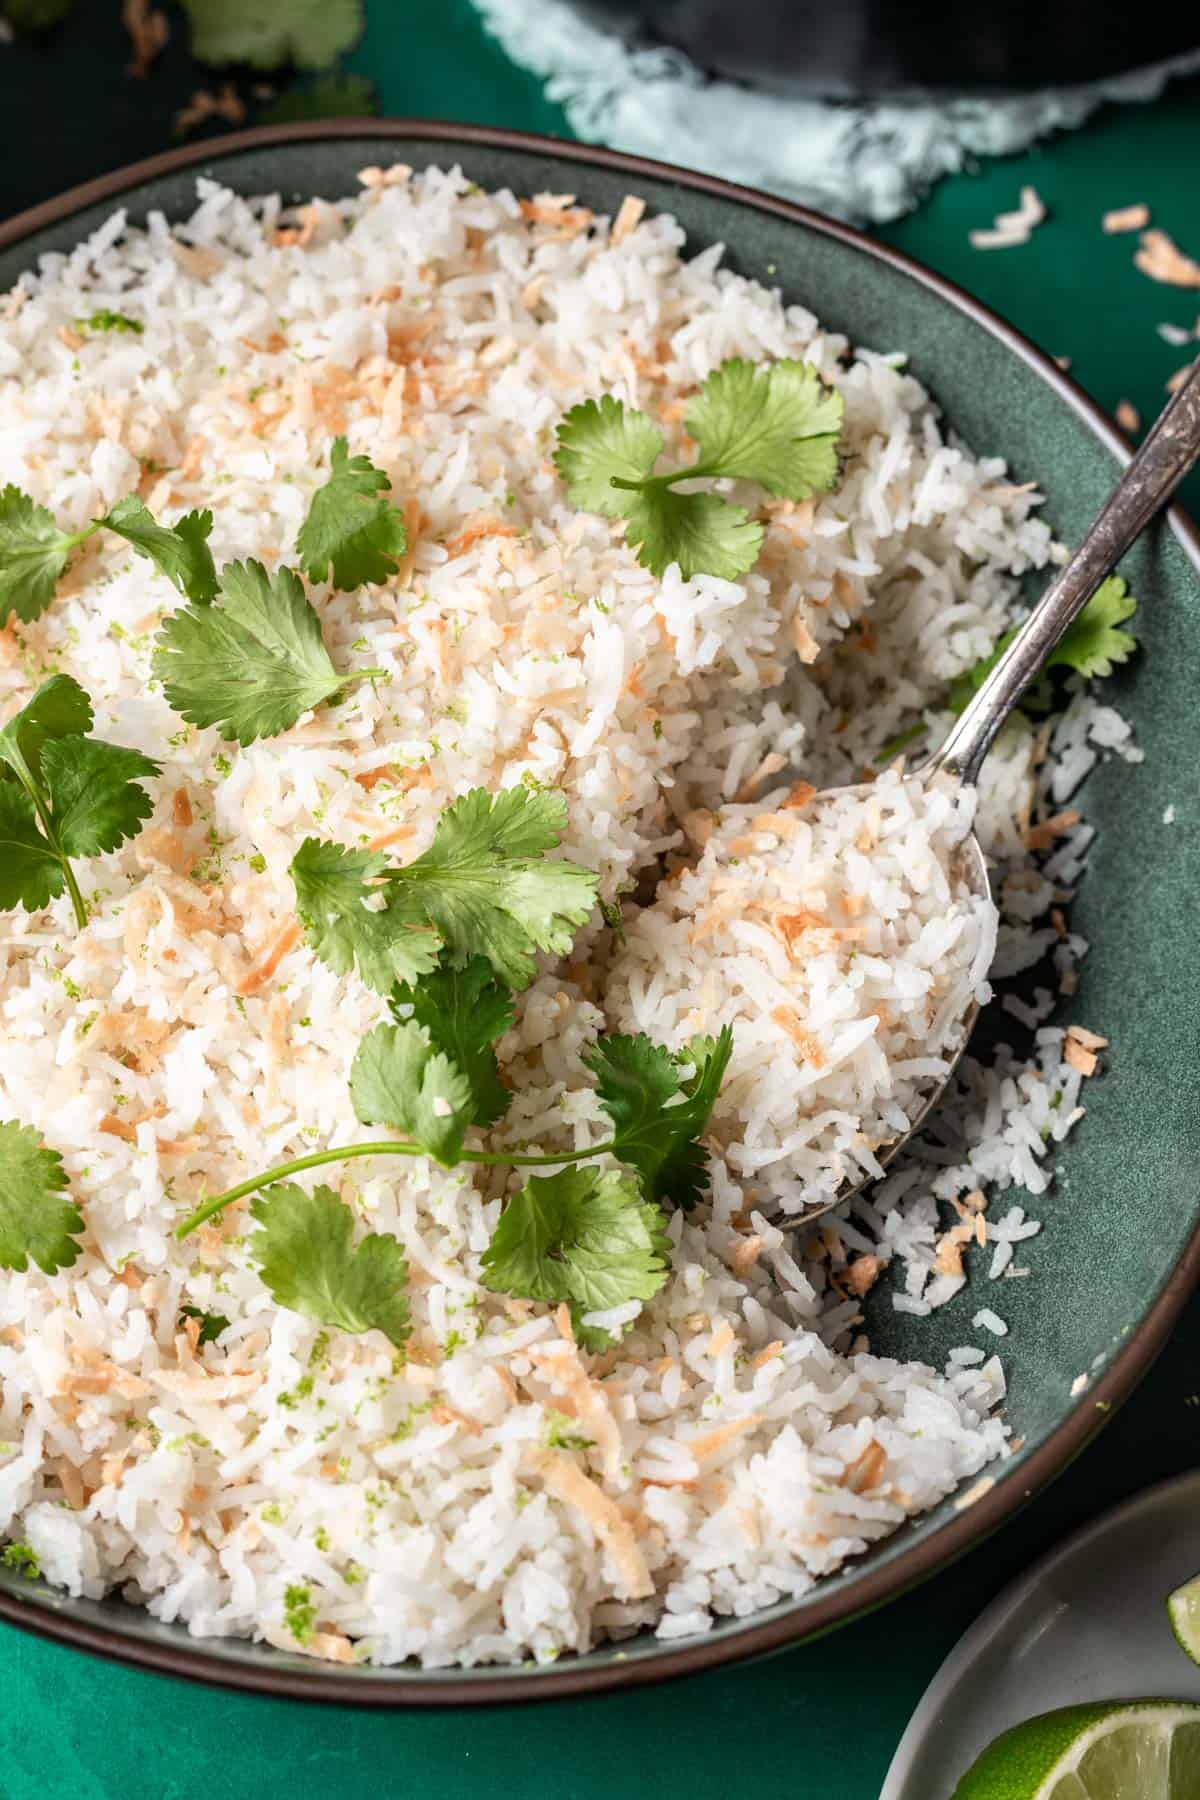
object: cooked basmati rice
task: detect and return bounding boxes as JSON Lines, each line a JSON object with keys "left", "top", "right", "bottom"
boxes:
{"left": 0, "top": 167, "right": 1119, "bottom": 1666}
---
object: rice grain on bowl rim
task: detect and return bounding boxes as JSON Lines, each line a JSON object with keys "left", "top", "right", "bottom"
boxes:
{"left": 0, "top": 165, "right": 1133, "bottom": 1668}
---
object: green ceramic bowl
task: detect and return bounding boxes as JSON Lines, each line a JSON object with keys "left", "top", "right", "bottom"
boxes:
{"left": 0, "top": 122, "right": 1196, "bottom": 1706}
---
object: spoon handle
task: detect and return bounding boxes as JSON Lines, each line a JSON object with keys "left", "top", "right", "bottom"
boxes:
{"left": 927, "top": 357, "right": 1200, "bottom": 786}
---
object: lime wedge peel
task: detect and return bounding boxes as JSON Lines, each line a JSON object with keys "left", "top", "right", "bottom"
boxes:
{"left": 1168, "top": 1574, "right": 1200, "bottom": 1666}
{"left": 953, "top": 1700, "right": 1200, "bottom": 1798}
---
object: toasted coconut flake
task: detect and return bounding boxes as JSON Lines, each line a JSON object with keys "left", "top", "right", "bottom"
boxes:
{"left": 1063, "top": 1037, "right": 1099, "bottom": 1077}
{"left": 844, "top": 1255, "right": 883, "bottom": 1298}
{"left": 934, "top": 1222, "right": 975, "bottom": 1278}
{"left": 430, "top": 1404, "right": 482, "bottom": 1436}
{"left": 735, "top": 752, "right": 786, "bottom": 802}
{"left": 1024, "top": 809, "right": 1080, "bottom": 853}
{"left": 953, "top": 1475, "right": 996, "bottom": 1511}
{"left": 237, "top": 922, "right": 301, "bottom": 996}
{"left": 730, "top": 1233, "right": 764, "bottom": 1275}
{"left": 357, "top": 164, "right": 411, "bottom": 190}
{"left": 150, "top": 1367, "right": 264, "bottom": 1402}
{"left": 1135, "top": 229, "right": 1200, "bottom": 288}
{"left": 685, "top": 1415, "right": 763, "bottom": 1464}
{"left": 611, "top": 196, "right": 646, "bottom": 245}
{"left": 528, "top": 1448, "right": 653, "bottom": 1600}
{"left": 842, "top": 1439, "right": 887, "bottom": 1493}
{"left": 1115, "top": 400, "right": 1140, "bottom": 434}
{"left": 1103, "top": 203, "right": 1149, "bottom": 234}
{"left": 1066, "top": 1024, "right": 1109, "bottom": 1051}
{"left": 771, "top": 1006, "right": 825, "bottom": 1067}
{"left": 444, "top": 516, "right": 519, "bottom": 558}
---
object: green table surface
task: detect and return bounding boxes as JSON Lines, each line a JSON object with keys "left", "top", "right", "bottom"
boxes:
{"left": 2, "top": 9, "right": 1200, "bottom": 1797}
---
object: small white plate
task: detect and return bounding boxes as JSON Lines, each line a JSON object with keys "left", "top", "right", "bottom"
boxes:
{"left": 882, "top": 1470, "right": 1200, "bottom": 1798}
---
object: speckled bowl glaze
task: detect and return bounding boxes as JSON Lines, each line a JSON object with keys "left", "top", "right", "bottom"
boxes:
{"left": 0, "top": 122, "right": 1197, "bottom": 1706}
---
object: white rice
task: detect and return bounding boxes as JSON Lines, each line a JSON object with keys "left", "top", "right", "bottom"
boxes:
{"left": 0, "top": 167, "right": 1121, "bottom": 1667}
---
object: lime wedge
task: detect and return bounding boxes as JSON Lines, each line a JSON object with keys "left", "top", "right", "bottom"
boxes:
{"left": 1168, "top": 1575, "right": 1200, "bottom": 1665}
{"left": 953, "top": 1701, "right": 1200, "bottom": 1798}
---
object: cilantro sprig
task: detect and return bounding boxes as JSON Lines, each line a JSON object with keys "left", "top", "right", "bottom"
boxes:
{"left": 874, "top": 576, "right": 1139, "bottom": 768}
{"left": 249, "top": 1182, "right": 411, "bottom": 1350}
{"left": 347, "top": 957, "right": 515, "bottom": 1165}
{"left": 152, "top": 559, "right": 384, "bottom": 745}
{"left": 947, "top": 575, "right": 1139, "bottom": 714}
{"left": 0, "top": 486, "right": 217, "bottom": 624}
{"left": 554, "top": 358, "right": 844, "bottom": 580}
{"left": 0, "top": 675, "right": 159, "bottom": 929}
{"left": 297, "top": 436, "right": 408, "bottom": 590}
{"left": 585, "top": 1028, "right": 734, "bottom": 1211}
{"left": 0, "top": 1121, "right": 85, "bottom": 1275}
{"left": 481, "top": 1168, "right": 671, "bottom": 1347}
{"left": 291, "top": 786, "right": 598, "bottom": 994}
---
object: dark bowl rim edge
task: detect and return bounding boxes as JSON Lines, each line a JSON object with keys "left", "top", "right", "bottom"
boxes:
{"left": 0, "top": 115, "right": 1197, "bottom": 1708}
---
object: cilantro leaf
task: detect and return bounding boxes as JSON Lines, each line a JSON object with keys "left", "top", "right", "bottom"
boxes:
{"left": 350, "top": 1019, "right": 475, "bottom": 1165}
{"left": 0, "top": 485, "right": 82, "bottom": 624}
{"left": 480, "top": 1167, "right": 670, "bottom": 1341}
{"left": 553, "top": 397, "right": 664, "bottom": 518}
{"left": 40, "top": 737, "right": 158, "bottom": 857}
{"left": 1, "top": 487, "right": 217, "bottom": 624}
{"left": 390, "top": 957, "right": 513, "bottom": 1131}
{"left": 0, "top": 676, "right": 160, "bottom": 928}
{"left": 585, "top": 1025, "right": 733, "bottom": 1210}
{"left": 296, "top": 437, "right": 408, "bottom": 591}
{"left": 384, "top": 786, "right": 598, "bottom": 990}
{"left": 249, "top": 1183, "right": 410, "bottom": 1348}
{"left": 0, "top": 1121, "right": 84, "bottom": 1274}
{"left": 180, "top": 0, "right": 363, "bottom": 68}
{"left": 0, "top": 672, "right": 92, "bottom": 769}
{"left": 1047, "top": 574, "right": 1138, "bottom": 679}
{"left": 0, "top": 784, "right": 62, "bottom": 912}
{"left": 153, "top": 559, "right": 377, "bottom": 744}
{"left": 0, "top": 1542, "right": 41, "bottom": 1579}
{"left": 554, "top": 358, "right": 843, "bottom": 581}
{"left": 101, "top": 497, "right": 218, "bottom": 604}
{"left": 259, "top": 73, "right": 377, "bottom": 123}
{"left": 179, "top": 1303, "right": 231, "bottom": 1345}
{"left": 949, "top": 576, "right": 1139, "bottom": 716}
{"left": 623, "top": 484, "right": 763, "bottom": 582}
{"left": 290, "top": 837, "right": 441, "bottom": 995}
{"left": 685, "top": 358, "right": 844, "bottom": 499}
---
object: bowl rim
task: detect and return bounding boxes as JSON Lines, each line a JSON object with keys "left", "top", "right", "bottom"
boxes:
{"left": 1, "top": 116, "right": 1198, "bottom": 1708}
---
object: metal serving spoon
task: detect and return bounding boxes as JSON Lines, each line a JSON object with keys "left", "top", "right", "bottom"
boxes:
{"left": 781, "top": 357, "right": 1200, "bottom": 1229}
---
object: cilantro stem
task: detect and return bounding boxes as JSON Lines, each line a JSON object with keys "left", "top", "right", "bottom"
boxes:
{"left": 57, "top": 858, "right": 89, "bottom": 932}
{"left": 337, "top": 668, "right": 386, "bottom": 687}
{"left": 4, "top": 748, "right": 88, "bottom": 930}
{"left": 174, "top": 1135, "right": 623, "bottom": 1239}
{"left": 609, "top": 461, "right": 724, "bottom": 496}
{"left": 872, "top": 719, "right": 927, "bottom": 767}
